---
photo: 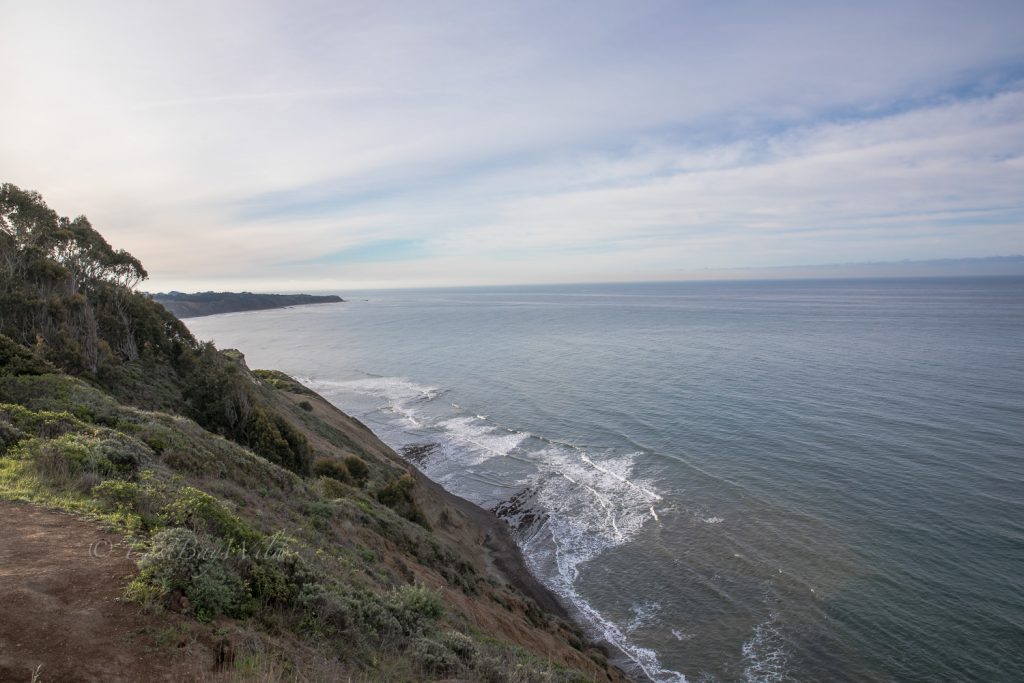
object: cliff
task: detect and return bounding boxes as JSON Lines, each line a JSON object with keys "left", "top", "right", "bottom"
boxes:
{"left": 151, "top": 291, "right": 344, "bottom": 318}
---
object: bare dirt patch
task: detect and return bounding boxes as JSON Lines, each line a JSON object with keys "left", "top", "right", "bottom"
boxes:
{"left": 0, "top": 501, "right": 189, "bottom": 683}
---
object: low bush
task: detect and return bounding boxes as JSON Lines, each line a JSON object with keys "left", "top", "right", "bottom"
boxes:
{"left": 343, "top": 456, "right": 369, "bottom": 487}
{"left": 376, "top": 474, "right": 429, "bottom": 528}
{"left": 187, "top": 559, "right": 250, "bottom": 622}
{"left": 317, "top": 476, "right": 349, "bottom": 499}
{"left": 161, "top": 486, "right": 260, "bottom": 546}
{"left": 22, "top": 432, "right": 141, "bottom": 488}
{"left": 0, "top": 418, "right": 25, "bottom": 453}
{"left": 297, "top": 581, "right": 445, "bottom": 650}
{"left": 93, "top": 475, "right": 167, "bottom": 529}
{"left": 94, "top": 431, "right": 145, "bottom": 474}
{"left": 93, "top": 479, "right": 143, "bottom": 510}
{"left": 313, "top": 457, "right": 352, "bottom": 484}
{"left": 298, "top": 583, "right": 399, "bottom": 642}
{"left": 0, "top": 403, "right": 83, "bottom": 439}
{"left": 249, "top": 549, "right": 315, "bottom": 608}
{"left": 0, "top": 335, "right": 56, "bottom": 377}
{"left": 389, "top": 584, "right": 444, "bottom": 634}
{"left": 411, "top": 637, "right": 461, "bottom": 677}
{"left": 130, "top": 528, "right": 249, "bottom": 622}
{"left": 440, "top": 630, "right": 479, "bottom": 664}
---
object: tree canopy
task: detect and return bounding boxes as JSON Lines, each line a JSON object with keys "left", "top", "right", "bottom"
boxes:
{"left": 0, "top": 183, "right": 311, "bottom": 475}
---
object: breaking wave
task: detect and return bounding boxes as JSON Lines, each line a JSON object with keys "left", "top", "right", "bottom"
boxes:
{"left": 304, "top": 372, "right": 686, "bottom": 682}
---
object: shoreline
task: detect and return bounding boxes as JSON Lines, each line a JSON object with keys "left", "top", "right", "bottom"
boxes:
{"left": 287, "top": 381, "right": 571, "bottom": 619}
{"left": 275, "top": 375, "right": 629, "bottom": 681}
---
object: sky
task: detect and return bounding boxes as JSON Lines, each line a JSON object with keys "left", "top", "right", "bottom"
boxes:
{"left": 2, "top": 0, "right": 1023, "bottom": 291}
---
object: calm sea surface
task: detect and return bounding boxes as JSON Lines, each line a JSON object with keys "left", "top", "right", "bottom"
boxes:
{"left": 186, "top": 278, "right": 1024, "bottom": 682}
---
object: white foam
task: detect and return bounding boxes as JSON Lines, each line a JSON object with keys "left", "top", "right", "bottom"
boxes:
{"left": 435, "top": 416, "right": 529, "bottom": 466}
{"left": 307, "top": 375, "right": 440, "bottom": 428}
{"left": 703, "top": 516, "right": 724, "bottom": 524}
{"left": 741, "top": 612, "right": 791, "bottom": 683}
{"left": 626, "top": 601, "right": 663, "bottom": 633}
{"left": 512, "top": 446, "right": 685, "bottom": 682}
{"left": 581, "top": 452, "right": 663, "bottom": 502}
{"left": 316, "top": 375, "right": 439, "bottom": 403}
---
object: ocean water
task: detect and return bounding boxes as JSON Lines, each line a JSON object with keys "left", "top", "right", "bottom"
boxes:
{"left": 186, "top": 278, "right": 1024, "bottom": 682}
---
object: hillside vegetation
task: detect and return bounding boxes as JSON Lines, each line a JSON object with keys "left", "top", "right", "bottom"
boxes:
{"left": 0, "top": 183, "right": 625, "bottom": 682}
{"left": 152, "top": 292, "right": 343, "bottom": 319}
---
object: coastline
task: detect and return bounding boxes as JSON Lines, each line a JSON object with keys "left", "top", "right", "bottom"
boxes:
{"left": 151, "top": 292, "right": 344, "bottom": 318}
{"left": 271, "top": 373, "right": 628, "bottom": 681}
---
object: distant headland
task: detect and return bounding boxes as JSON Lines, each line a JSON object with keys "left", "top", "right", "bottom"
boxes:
{"left": 150, "top": 291, "right": 344, "bottom": 318}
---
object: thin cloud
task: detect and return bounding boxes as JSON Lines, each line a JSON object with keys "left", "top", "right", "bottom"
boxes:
{"left": 0, "top": 1, "right": 1022, "bottom": 290}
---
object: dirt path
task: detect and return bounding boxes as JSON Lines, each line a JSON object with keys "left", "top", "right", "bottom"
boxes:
{"left": 0, "top": 501, "right": 190, "bottom": 682}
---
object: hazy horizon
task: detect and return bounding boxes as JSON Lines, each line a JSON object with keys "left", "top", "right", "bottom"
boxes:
{"left": 3, "top": 1, "right": 1023, "bottom": 291}
{"left": 146, "top": 255, "right": 1024, "bottom": 294}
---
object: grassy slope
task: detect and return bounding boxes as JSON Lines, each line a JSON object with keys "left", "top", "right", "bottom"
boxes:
{"left": 0, "top": 355, "right": 625, "bottom": 682}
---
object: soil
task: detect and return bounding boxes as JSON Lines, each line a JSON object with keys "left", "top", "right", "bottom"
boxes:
{"left": 0, "top": 500, "right": 192, "bottom": 683}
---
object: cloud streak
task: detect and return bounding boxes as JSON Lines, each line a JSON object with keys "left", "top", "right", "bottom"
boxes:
{"left": 1, "top": 0, "right": 1022, "bottom": 290}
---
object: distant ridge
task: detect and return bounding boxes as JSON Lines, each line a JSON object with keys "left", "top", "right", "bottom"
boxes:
{"left": 151, "top": 291, "right": 343, "bottom": 318}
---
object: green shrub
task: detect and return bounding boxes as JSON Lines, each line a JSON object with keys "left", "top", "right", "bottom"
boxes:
{"left": 187, "top": 560, "right": 250, "bottom": 622}
{"left": 186, "top": 557, "right": 247, "bottom": 622}
{"left": 247, "top": 409, "right": 313, "bottom": 476}
{"left": 249, "top": 550, "right": 314, "bottom": 608}
{"left": 138, "top": 429, "right": 170, "bottom": 454}
{"left": 0, "top": 335, "right": 56, "bottom": 377}
{"left": 131, "top": 528, "right": 249, "bottom": 622}
{"left": 132, "top": 528, "right": 200, "bottom": 592}
{"left": 0, "top": 403, "right": 83, "bottom": 438}
{"left": 389, "top": 584, "right": 444, "bottom": 634}
{"left": 249, "top": 561, "right": 293, "bottom": 607}
{"left": 93, "top": 479, "right": 142, "bottom": 510}
{"left": 161, "top": 486, "right": 260, "bottom": 546}
{"left": 23, "top": 432, "right": 139, "bottom": 487}
{"left": 94, "top": 431, "right": 145, "bottom": 474}
{"left": 93, "top": 476, "right": 166, "bottom": 528}
{"left": 298, "top": 400, "right": 314, "bottom": 412}
{"left": 376, "top": 474, "right": 429, "bottom": 528}
{"left": 0, "top": 418, "right": 25, "bottom": 453}
{"left": 317, "top": 476, "right": 349, "bottom": 499}
{"left": 298, "top": 583, "right": 400, "bottom": 642}
{"left": 313, "top": 457, "right": 352, "bottom": 484}
{"left": 440, "top": 630, "right": 479, "bottom": 664}
{"left": 297, "top": 581, "right": 444, "bottom": 647}
{"left": 411, "top": 637, "right": 461, "bottom": 677}
{"left": 343, "top": 456, "right": 369, "bottom": 487}
{"left": 32, "top": 439, "right": 74, "bottom": 484}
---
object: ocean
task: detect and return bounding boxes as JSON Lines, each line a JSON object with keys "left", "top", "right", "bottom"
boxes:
{"left": 185, "top": 277, "right": 1024, "bottom": 682}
